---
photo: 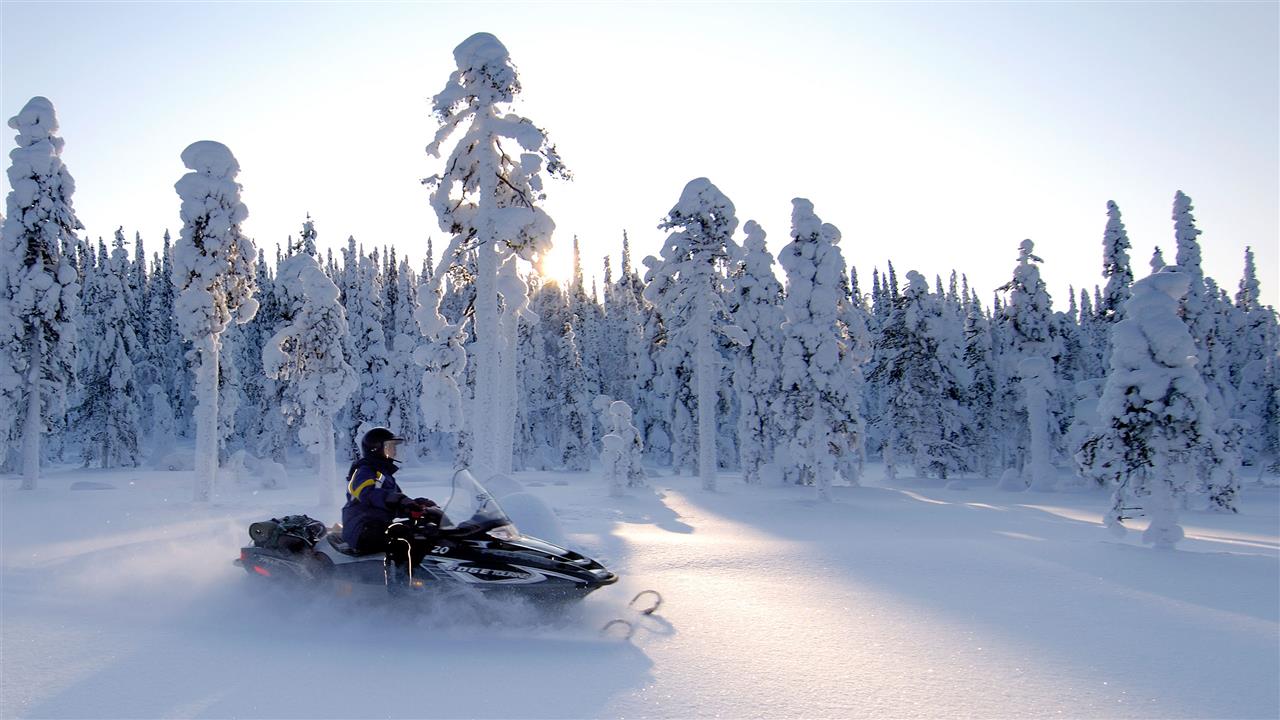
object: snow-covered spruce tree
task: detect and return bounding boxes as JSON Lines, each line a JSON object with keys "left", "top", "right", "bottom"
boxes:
{"left": 264, "top": 240, "right": 357, "bottom": 506}
{"left": 76, "top": 233, "right": 143, "bottom": 467}
{"left": 0, "top": 97, "right": 82, "bottom": 487}
{"left": 642, "top": 179, "right": 744, "bottom": 492}
{"left": 231, "top": 246, "right": 280, "bottom": 463}
{"left": 1171, "top": 191, "right": 1238, "bottom": 509}
{"left": 776, "top": 199, "right": 863, "bottom": 501}
{"left": 1098, "top": 201, "right": 1133, "bottom": 353}
{"left": 1076, "top": 268, "right": 1223, "bottom": 548}
{"left": 557, "top": 320, "right": 591, "bottom": 471}
{"left": 1231, "top": 247, "right": 1280, "bottom": 466}
{"left": 961, "top": 290, "right": 998, "bottom": 476}
{"left": 730, "top": 220, "right": 786, "bottom": 484}
{"left": 418, "top": 32, "right": 567, "bottom": 480}
{"left": 345, "top": 246, "right": 391, "bottom": 452}
{"left": 567, "top": 238, "right": 604, "bottom": 451}
{"left": 172, "top": 141, "right": 258, "bottom": 502}
{"left": 871, "top": 271, "right": 969, "bottom": 481}
{"left": 996, "top": 239, "right": 1061, "bottom": 491}
{"left": 144, "top": 230, "right": 183, "bottom": 450}
{"left": 521, "top": 273, "right": 566, "bottom": 468}
{"left": 386, "top": 255, "right": 422, "bottom": 448}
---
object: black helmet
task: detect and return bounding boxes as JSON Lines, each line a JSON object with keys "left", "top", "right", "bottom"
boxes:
{"left": 360, "top": 427, "right": 405, "bottom": 457}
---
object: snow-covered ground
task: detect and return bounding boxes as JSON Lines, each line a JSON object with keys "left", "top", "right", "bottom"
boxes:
{"left": 3, "top": 462, "right": 1277, "bottom": 719}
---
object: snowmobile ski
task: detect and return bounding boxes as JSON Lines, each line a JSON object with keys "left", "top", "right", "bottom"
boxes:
{"left": 601, "top": 589, "right": 665, "bottom": 639}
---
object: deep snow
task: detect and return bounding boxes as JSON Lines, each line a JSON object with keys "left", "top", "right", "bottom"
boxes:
{"left": 2, "top": 462, "right": 1276, "bottom": 719}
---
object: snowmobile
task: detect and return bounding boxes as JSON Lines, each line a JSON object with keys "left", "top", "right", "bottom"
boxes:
{"left": 234, "top": 469, "right": 617, "bottom": 603}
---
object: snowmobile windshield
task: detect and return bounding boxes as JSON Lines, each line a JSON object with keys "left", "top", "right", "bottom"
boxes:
{"left": 438, "top": 470, "right": 516, "bottom": 536}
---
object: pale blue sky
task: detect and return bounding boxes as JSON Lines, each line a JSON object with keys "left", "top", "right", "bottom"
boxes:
{"left": 3, "top": 1, "right": 1276, "bottom": 308}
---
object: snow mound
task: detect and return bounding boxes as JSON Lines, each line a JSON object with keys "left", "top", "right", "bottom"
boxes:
{"left": 226, "top": 450, "right": 288, "bottom": 489}
{"left": 151, "top": 447, "right": 194, "bottom": 471}
{"left": 70, "top": 481, "right": 115, "bottom": 491}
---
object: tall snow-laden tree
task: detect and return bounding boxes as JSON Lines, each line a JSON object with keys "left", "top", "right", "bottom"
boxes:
{"left": 557, "top": 320, "right": 591, "bottom": 471}
{"left": 172, "top": 141, "right": 258, "bottom": 502}
{"left": 730, "top": 220, "right": 786, "bottom": 484}
{"left": 0, "top": 97, "right": 82, "bottom": 487}
{"left": 643, "top": 178, "right": 744, "bottom": 491}
{"left": 776, "top": 199, "right": 863, "bottom": 501}
{"left": 1231, "top": 247, "right": 1279, "bottom": 465}
{"left": 386, "top": 255, "right": 422, "bottom": 448}
{"left": 345, "top": 246, "right": 391, "bottom": 452}
{"left": 1076, "top": 268, "right": 1223, "bottom": 549}
{"left": 1171, "top": 191, "right": 1238, "bottom": 510}
{"left": 145, "top": 230, "right": 183, "bottom": 451}
{"left": 1099, "top": 200, "right": 1133, "bottom": 370}
{"left": 997, "top": 239, "right": 1061, "bottom": 491}
{"left": 872, "top": 271, "right": 969, "bottom": 480}
{"left": 264, "top": 240, "right": 357, "bottom": 506}
{"left": 76, "top": 234, "right": 143, "bottom": 467}
{"left": 1099, "top": 201, "right": 1133, "bottom": 324}
{"left": 417, "top": 32, "right": 567, "bottom": 480}
{"left": 961, "top": 290, "right": 998, "bottom": 476}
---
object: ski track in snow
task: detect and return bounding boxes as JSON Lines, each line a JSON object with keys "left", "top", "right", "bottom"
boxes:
{"left": 2, "top": 466, "right": 1277, "bottom": 719}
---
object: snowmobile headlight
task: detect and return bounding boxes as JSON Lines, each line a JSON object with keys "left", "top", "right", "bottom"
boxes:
{"left": 489, "top": 524, "right": 520, "bottom": 541}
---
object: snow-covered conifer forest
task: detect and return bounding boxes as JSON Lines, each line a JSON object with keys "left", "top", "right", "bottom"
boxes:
{"left": 5, "top": 82, "right": 1275, "bottom": 524}
{"left": 3, "top": 26, "right": 1278, "bottom": 720}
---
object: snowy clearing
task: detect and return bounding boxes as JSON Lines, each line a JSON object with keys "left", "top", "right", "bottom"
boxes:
{"left": 3, "top": 464, "right": 1276, "bottom": 719}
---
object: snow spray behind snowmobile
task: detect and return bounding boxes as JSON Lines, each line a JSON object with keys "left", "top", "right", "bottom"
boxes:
{"left": 235, "top": 470, "right": 617, "bottom": 602}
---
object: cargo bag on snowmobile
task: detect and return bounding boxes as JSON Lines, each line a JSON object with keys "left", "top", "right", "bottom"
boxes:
{"left": 249, "top": 515, "right": 327, "bottom": 553}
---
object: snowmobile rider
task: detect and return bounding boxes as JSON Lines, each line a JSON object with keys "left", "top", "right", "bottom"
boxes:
{"left": 341, "top": 427, "right": 441, "bottom": 555}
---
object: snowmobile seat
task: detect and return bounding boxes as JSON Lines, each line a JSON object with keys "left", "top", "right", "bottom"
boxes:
{"left": 326, "top": 533, "right": 381, "bottom": 557}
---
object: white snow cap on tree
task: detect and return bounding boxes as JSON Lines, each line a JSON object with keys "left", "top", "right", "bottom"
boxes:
{"left": 172, "top": 141, "right": 258, "bottom": 341}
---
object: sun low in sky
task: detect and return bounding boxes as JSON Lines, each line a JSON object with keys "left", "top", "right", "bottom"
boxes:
{"left": 2, "top": 2, "right": 1276, "bottom": 307}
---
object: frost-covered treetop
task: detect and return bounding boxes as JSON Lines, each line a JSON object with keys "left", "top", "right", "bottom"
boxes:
{"left": 1101, "top": 200, "right": 1132, "bottom": 319}
{"left": 644, "top": 178, "right": 742, "bottom": 335}
{"left": 5, "top": 96, "right": 81, "bottom": 239}
{"left": 172, "top": 140, "right": 257, "bottom": 340}
{"left": 9, "top": 97, "right": 61, "bottom": 150}
{"left": 904, "top": 270, "right": 929, "bottom": 295}
{"left": 1173, "top": 190, "right": 1202, "bottom": 280}
{"left": 781, "top": 198, "right": 846, "bottom": 328}
{"left": 432, "top": 32, "right": 520, "bottom": 115}
{"left": 663, "top": 178, "right": 739, "bottom": 239}
{"left": 1237, "top": 246, "right": 1260, "bottom": 311}
{"left": 175, "top": 141, "right": 248, "bottom": 234}
{"left": 790, "top": 198, "right": 836, "bottom": 246}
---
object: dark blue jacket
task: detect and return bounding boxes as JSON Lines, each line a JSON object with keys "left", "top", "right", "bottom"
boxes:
{"left": 341, "top": 456, "right": 408, "bottom": 547}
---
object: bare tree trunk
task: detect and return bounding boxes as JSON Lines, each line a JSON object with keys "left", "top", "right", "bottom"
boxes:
{"left": 317, "top": 413, "right": 337, "bottom": 508}
{"left": 193, "top": 336, "right": 220, "bottom": 502}
{"left": 696, "top": 297, "right": 717, "bottom": 492}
